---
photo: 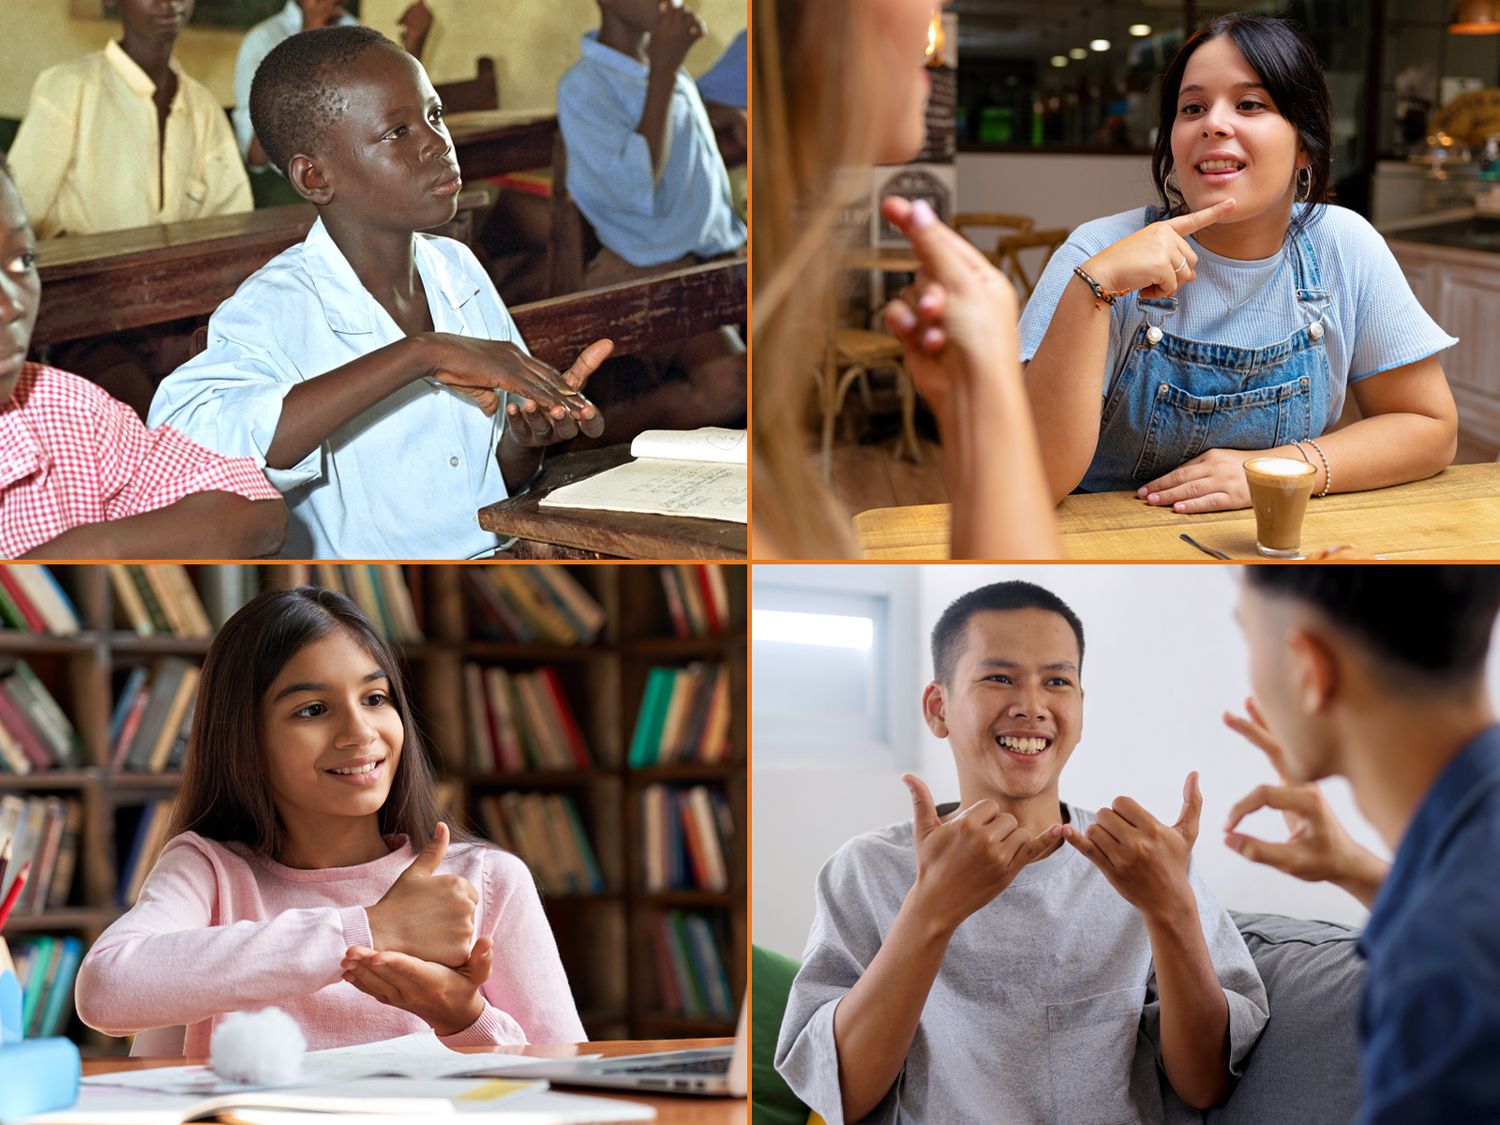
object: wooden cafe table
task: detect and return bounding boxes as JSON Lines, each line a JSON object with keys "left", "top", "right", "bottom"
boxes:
{"left": 80, "top": 1039, "right": 745, "bottom": 1125}
{"left": 852, "top": 462, "right": 1500, "bottom": 560}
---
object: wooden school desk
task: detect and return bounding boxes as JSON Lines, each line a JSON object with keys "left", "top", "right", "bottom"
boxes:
{"left": 478, "top": 445, "right": 746, "bottom": 560}
{"left": 483, "top": 259, "right": 749, "bottom": 559}
{"left": 81, "top": 1039, "right": 746, "bottom": 1125}
{"left": 31, "top": 196, "right": 487, "bottom": 347}
{"left": 852, "top": 462, "right": 1500, "bottom": 560}
{"left": 445, "top": 109, "right": 559, "bottom": 181}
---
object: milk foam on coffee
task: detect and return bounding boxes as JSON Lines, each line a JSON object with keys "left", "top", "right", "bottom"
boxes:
{"left": 1246, "top": 457, "right": 1313, "bottom": 478}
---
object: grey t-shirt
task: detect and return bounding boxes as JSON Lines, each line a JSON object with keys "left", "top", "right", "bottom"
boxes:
{"left": 775, "top": 805, "right": 1269, "bottom": 1125}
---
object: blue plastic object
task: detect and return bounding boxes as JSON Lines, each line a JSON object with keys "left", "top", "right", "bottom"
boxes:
{"left": 0, "top": 969, "right": 81, "bottom": 1122}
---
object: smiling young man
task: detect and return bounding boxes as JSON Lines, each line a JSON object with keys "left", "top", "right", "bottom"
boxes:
{"left": 776, "top": 581, "right": 1267, "bottom": 1125}
{"left": 1225, "top": 566, "right": 1500, "bottom": 1125}
{"left": 150, "top": 27, "right": 614, "bottom": 559}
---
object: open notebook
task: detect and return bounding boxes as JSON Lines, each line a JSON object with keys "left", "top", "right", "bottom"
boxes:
{"left": 539, "top": 428, "right": 746, "bottom": 524}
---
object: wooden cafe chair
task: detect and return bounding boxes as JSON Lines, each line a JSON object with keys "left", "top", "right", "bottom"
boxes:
{"left": 816, "top": 326, "right": 922, "bottom": 482}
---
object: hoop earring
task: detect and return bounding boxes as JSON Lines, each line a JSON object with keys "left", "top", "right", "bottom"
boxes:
{"left": 1296, "top": 166, "right": 1312, "bottom": 203}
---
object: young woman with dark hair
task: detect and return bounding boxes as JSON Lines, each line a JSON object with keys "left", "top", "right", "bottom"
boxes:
{"left": 1002, "top": 14, "right": 1460, "bottom": 513}
{"left": 74, "top": 586, "right": 583, "bottom": 1054}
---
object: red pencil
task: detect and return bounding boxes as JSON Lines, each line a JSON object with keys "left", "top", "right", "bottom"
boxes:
{"left": 0, "top": 861, "right": 30, "bottom": 931}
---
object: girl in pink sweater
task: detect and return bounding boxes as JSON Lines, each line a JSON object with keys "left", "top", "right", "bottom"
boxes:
{"left": 75, "top": 585, "right": 586, "bottom": 1056}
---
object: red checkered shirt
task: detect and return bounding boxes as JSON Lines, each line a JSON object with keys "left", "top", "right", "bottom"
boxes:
{"left": 0, "top": 363, "right": 281, "bottom": 558}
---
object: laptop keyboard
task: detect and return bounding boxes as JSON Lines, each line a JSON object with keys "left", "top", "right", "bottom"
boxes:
{"left": 613, "top": 1057, "right": 731, "bottom": 1076}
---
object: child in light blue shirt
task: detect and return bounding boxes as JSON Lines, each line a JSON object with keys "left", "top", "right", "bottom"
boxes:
{"left": 152, "top": 26, "right": 606, "bottom": 559}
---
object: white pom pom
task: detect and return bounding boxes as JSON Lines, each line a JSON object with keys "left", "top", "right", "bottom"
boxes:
{"left": 210, "top": 1007, "right": 307, "bottom": 1086}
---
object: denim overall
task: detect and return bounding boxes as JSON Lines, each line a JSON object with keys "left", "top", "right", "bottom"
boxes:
{"left": 1081, "top": 208, "right": 1334, "bottom": 493}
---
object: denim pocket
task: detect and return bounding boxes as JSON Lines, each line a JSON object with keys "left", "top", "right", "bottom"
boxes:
{"left": 1133, "top": 374, "right": 1313, "bottom": 483}
{"left": 1046, "top": 986, "right": 1146, "bottom": 1125}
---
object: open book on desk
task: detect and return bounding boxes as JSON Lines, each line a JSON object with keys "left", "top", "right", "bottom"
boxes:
{"left": 539, "top": 429, "right": 746, "bottom": 524}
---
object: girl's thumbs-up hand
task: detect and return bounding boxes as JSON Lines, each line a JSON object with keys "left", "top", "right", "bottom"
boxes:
{"left": 366, "top": 822, "right": 480, "bottom": 968}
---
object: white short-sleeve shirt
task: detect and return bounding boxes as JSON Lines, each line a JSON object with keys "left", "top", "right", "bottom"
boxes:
{"left": 149, "top": 220, "right": 517, "bottom": 560}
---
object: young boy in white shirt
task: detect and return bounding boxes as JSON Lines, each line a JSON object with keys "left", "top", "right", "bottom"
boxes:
{"left": 151, "top": 26, "right": 608, "bottom": 559}
{"left": 777, "top": 581, "right": 1268, "bottom": 1125}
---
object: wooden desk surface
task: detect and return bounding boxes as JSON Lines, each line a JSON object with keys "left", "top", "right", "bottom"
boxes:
{"left": 447, "top": 110, "right": 558, "bottom": 181}
{"left": 853, "top": 462, "right": 1500, "bottom": 560}
{"left": 480, "top": 446, "right": 747, "bottom": 560}
{"left": 82, "top": 1039, "right": 744, "bottom": 1125}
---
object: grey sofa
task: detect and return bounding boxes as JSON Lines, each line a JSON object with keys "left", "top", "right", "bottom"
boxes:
{"left": 1200, "top": 913, "right": 1365, "bottom": 1125}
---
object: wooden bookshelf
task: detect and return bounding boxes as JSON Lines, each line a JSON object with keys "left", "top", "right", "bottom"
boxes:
{"left": 0, "top": 564, "right": 747, "bottom": 1052}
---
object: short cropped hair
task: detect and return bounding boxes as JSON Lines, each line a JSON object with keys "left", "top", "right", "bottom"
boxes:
{"left": 1245, "top": 566, "right": 1500, "bottom": 685}
{"left": 249, "top": 24, "right": 395, "bottom": 174}
{"left": 931, "top": 581, "right": 1085, "bottom": 685}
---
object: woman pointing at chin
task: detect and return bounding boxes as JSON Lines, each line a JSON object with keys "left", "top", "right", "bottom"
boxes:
{"left": 1011, "top": 14, "right": 1458, "bottom": 512}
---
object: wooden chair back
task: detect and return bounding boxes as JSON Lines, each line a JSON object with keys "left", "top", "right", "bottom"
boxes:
{"left": 433, "top": 58, "right": 498, "bottom": 114}
{"left": 992, "top": 227, "right": 1070, "bottom": 302}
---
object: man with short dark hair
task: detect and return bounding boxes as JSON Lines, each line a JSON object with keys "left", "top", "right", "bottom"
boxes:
{"left": 1225, "top": 565, "right": 1500, "bottom": 1125}
{"left": 777, "top": 580, "right": 1267, "bottom": 1125}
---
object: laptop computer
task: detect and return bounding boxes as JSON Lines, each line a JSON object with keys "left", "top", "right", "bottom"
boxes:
{"left": 488, "top": 1004, "right": 747, "bottom": 1097}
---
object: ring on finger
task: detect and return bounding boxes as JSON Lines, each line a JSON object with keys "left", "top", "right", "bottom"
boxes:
{"left": 1173, "top": 257, "right": 1189, "bottom": 273}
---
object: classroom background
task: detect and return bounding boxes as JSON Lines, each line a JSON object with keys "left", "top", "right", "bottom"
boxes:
{"left": 750, "top": 563, "right": 1498, "bottom": 961}
{"left": 0, "top": 562, "right": 746, "bottom": 1054}
{"left": 0, "top": 0, "right": 746, "bottom": 141}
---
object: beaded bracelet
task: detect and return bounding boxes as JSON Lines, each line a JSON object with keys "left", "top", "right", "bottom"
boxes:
{"left": 1073, "top": 265, "right": 1127, "bottom": 311}
{"left": 1303, "top": 438, "right": 1332, "bottom": 497}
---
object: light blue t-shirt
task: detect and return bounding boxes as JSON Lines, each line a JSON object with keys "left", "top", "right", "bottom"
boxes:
{"left": 149, "top": 219, "right": 518, "bottom": 560}
{"left": 557, "top": 31, "right": 746, "bottom": 268}
{"left": 1018, "top": 204, "right": 1458, "bottom": 429}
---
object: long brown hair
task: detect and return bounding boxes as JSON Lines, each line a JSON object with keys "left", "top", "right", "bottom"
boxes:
{"left": 172, "top": 586, "right": 456, "bottom": 861}
{"left": 751, "top": 0, "right": 885, "bottom": 558}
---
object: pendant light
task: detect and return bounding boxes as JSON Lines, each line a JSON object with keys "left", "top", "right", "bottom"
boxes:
{"left": 1449, "top": 0, "right": 1500, "bottom": 34}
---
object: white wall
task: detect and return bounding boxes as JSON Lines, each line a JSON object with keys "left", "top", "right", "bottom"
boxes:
{"left": 752, "top": 564, "right": 1500, "bottom": 961}
{"left": 954, "top": 152, "right": 1159, "bottom": 236}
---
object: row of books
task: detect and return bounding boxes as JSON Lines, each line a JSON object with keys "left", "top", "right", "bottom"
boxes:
{"left": 0, "top": 661, "right": 84, "bottom": 774}
{"left": 0, "top": 796, "right": 81, "bottom": 914}
{"left": 476, "top": 792, "right": 603, "bottom": 896}
{"left": 627, "top": 663, "right": 733, "bottom": 768}
{"left": 108, "top": 565, "right": 213, "bottom": 638}
{"left": 0, "top": 566, "right": 80, "bottom": 637}
{"left": 467, "top": 567, "right": 607, "bottom": 647}
{"left": 653, "top": 911, "right": 735, "bottom": 1021}
{"left": 116, "top": 801, "right": 177, "bottom": 907}
{"left": 297, "top": 565, "right": 424, "bottom": 644}
{"left": 642, "top": 784, "right": 732, "bottom": 893}
{"left": 658, "top": 566, "right": 733, "bottom": 638}
{"left": 7, "top": 935, "right": 83, "bottom": 1039}
{"left": 110, "top": 657, "right": 200, "bottom": 774}
{"left": 462, "top": 664, "right": 593, "bottom": 772}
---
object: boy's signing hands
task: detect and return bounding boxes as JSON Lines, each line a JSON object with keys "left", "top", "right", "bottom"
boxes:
{"left": 904, "top": 775, "right": 1052, "bottom": 934}
{"left": 431, "top": 336, "right": 610, "bottom": 443}
{"left": 1062, "top": 773, "right": 1202, "bottom": 923}
{"left": 1223, "top": 698, "right": 1389, "bottom": 907}
{"left": 365, "top": 823, "right": 479, "bottom": 969}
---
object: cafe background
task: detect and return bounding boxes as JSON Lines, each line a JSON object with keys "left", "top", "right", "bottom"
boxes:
{"left": 829, "top": 0, "right": 1500, "bottom": 519}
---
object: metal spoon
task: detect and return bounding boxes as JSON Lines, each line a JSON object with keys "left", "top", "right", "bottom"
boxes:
{"left": 1179, "top": 533, "right": 1232, "bottom": 560}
